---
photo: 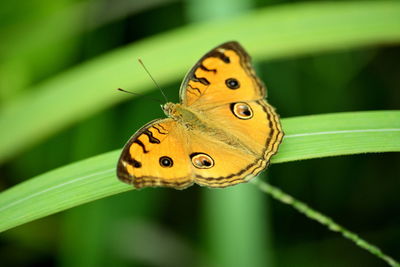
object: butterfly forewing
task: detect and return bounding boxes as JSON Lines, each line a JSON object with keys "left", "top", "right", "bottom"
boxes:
{"left": 117, "top": 119, "right": 193, "bottom": 189}
{"left": 180, "top": 41, "right": 265, "bottom": 108}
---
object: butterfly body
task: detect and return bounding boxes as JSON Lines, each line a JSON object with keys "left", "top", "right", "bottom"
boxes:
{"left": 162, "top": 103, "right": 201, "bottom": 129}
{"left": 166, "top": 102, "right": 257, "bottom": 156}
{"left": 117, "top": 42, "right": 283, "bottom": 189}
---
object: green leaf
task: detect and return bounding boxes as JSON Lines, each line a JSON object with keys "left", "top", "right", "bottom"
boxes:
{"left": 1, "top": 1, "right": 400, "bottom": 162}
{"left": 253, "top": 179, "right": 400, "bottom": 267}
{"left": 274, "top": 111, "right": 400, "bottom": 163}
{"left": 0, "top": 111, "right": 399, "bottom": 233}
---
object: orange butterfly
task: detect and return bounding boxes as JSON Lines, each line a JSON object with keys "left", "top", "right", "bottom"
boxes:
{"left": 117, "top": 41, "right": 283, "bottom": 189}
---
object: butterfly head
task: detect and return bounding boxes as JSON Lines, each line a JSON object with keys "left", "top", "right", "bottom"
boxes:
{"left": 162, "top": 103, "right": 198, "bottom": 128}
{"left": 162, "top": 102, "right": 180, "bottom": 119}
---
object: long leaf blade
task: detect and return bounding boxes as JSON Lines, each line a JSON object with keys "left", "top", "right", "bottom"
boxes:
{"left": 0, "top": 111, "right": 399, "bottom": 232}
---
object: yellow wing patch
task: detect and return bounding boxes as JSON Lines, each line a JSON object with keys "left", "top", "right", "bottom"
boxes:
{"left": 180, "top": 42, "right": 265, "bottom": 108}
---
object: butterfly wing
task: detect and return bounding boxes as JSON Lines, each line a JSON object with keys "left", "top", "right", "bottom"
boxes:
{"left": 118, "top": 41, "right": 283, "bottom": 189}
{"left": 188, "top": 99, "right": 283, "bottom": 187}
{"left": 187, "top": 132, "right": 260, "bottom": 188}
{"left": 117, "top": 119, "right": 193, "bottom": 189}
{"left": 116, "top": 100, "right": 283, "bottom": 189}
{"left": 178, "top": 41, "right": 283, "bottom": 186}
{"left": 180, "top": 41, "right": 265, "bottom": 108}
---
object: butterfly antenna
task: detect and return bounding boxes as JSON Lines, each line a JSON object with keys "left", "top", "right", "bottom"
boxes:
{"left": 117, "top": 88, "right": 163, "bottom": 104}
{"left": 138, "top": 58, "right": 169, "bottom": 103}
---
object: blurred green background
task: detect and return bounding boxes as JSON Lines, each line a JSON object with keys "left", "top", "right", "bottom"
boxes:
{"left": 0, "top": 0, "right": 399, "bottom": 266}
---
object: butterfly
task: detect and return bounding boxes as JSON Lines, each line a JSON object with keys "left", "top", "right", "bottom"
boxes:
{"left": 117, "top": 41, "right": 283, "bottom": 189}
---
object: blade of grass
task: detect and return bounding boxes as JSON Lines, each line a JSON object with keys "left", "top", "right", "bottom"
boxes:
{"left": 0, "top": 0, "right": 179, "bottom": 99}
{"left": 203, "top": 184, "right": 272, "bottom": 267}
{"left": 60, "top": 111, "right": 115, "bottom": 267}
{"left": 251, "top": 179, "right": 400, "bottom": 267}
{"left": 1, "top": 1, "right": 400, "bottom": 163}
{"left": 274, "top": 111, "right": 400, "bottom": 163}
{"left": 0, "top": 0, "right": 178, "bottom": 59}
{"left": 0, "top": 110, "right": 399, "bottom": 233}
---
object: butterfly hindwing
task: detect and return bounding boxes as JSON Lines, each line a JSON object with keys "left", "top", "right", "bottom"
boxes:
{"left": 182, "top": 100, "right": 282, "bottom": 187}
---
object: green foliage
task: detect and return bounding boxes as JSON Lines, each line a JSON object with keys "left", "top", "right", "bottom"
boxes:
{"left": 1, "top": 1, "right": 399, "bottom": 266}
{"left": 253, "top": 179, "right": 400, "bottom": 267}
{"left": 1, "top": 1, "right": 400, "bottom": 162}
{"left": 1, "top": 111, "right": 399, "bottom": 233}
